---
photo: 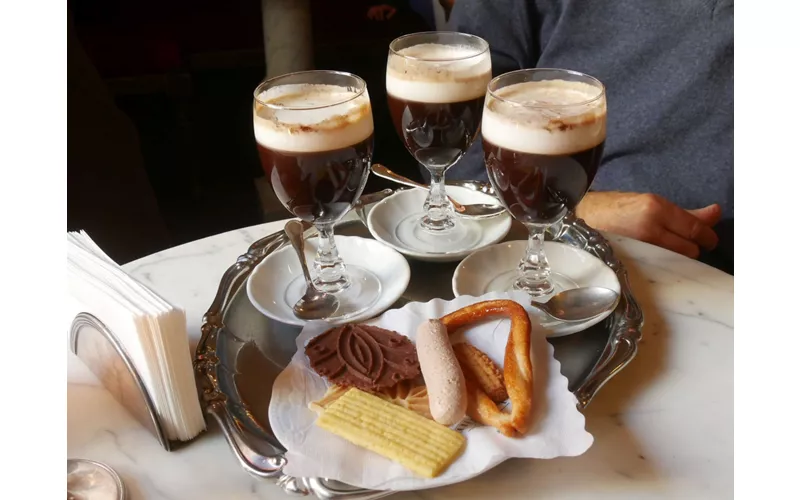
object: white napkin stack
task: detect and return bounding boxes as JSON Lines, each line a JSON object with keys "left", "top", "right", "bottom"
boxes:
{"left": 67, "top": 231, "right": 206, "bottom": 442}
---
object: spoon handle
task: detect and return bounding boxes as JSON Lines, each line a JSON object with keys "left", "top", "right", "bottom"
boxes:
{"left": 371, "top": 164, "right": 466, "bottom": 213}
{"left": 284, "top": 220, "right": 315, "bottom": 289}
{"left": 527, "top": 300, "right": 559, "bottom": 321}
{"left": 354, "top": 188, "right": 394, "bottom": 208}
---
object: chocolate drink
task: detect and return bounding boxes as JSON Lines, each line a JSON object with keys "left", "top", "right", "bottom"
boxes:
{"left": 256, "top": 136, "right": 373, "bottom": 224}
{"left": 385, "top": 42, "right": 491, "bottom": 170}
{"left": 481, "top": 79, "right": 607, "bottom": 225}
{"left": 387, "top": 94, "right": 484, "bottom": 168}
{"left": 253, "top": 82, "right": 375, "bottom": 225}
{"left": 483, "top": 139, "right": 604, "bottom": 224}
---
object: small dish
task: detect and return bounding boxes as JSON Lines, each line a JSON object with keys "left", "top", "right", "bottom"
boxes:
{"left": 366, "top": 187, "right": 512, "bottom": 263}
{"left": 247, "top": 235, "right": 410, "bottom": 326}
{"left": 67, "top": 459, "right": 126, "bottom": 500}
{"left": 452, "top": 241, "right": 620, "bottom": 337}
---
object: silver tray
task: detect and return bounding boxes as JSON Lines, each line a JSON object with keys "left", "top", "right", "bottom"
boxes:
{"left": 194, "top": 184, "right": 644, "bottom": 498}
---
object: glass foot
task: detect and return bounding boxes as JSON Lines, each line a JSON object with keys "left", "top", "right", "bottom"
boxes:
{"left": 284, "top": 265, "right": 381, "bottom": 320}
{"left": 514, "top": 272, "right": 579, "bottom": 301}
{"left": 394, "top": 212, "right": 481, "bottom": 254}
{"left": 487, "top": 270, "right": 579, "bottom": 302}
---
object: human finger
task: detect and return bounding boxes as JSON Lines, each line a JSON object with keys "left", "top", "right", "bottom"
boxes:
{"left": 662, "top": 201, "right": 719, "bottom": 250}
{"left": 687, "top": 204, "right": 722, "bottom": 227}
{"left": 653, "top": 227, "right": 701, "bottom": 259}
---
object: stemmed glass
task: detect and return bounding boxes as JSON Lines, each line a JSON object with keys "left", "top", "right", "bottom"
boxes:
{"left": 252, "top": 70, "right": 380, "bottom": 319}
{"left": 385, "top": 31, "right": 491, "bottom": 253}
{"left": 481, "top": 68, "right": 607, "bottom": 298}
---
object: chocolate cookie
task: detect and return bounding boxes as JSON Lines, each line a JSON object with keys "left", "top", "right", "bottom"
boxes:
{"left": 305, "top": 324, "right": 420, "bottom": 391}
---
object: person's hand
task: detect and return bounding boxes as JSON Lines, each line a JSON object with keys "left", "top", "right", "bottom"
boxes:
{"left": 367, "top": 4, "right": 397, "bottom": 21}
{"left": 575, "top": 191, "right": 721, "bottom": 259}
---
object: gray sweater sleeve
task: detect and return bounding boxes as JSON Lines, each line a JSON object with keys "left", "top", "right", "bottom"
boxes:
{"left": 448, "top": 0, "right": 536, "bottom": 181}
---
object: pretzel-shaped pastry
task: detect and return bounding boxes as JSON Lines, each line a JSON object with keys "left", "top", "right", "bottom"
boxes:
{"left": 440, "top": 300, "right": 533, "bottom": 437}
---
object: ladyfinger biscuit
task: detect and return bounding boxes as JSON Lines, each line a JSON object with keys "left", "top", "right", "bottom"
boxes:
{"left": 416, "top": 319, "right": 467, "bottom": 426}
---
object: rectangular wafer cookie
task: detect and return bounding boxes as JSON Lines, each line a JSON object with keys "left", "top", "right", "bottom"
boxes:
{"left": 315, "top": 388, "right": 465, "bottom": 478}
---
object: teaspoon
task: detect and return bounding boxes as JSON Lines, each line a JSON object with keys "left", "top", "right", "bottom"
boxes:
{"left": 531, "top": 287, "right": 619, "bottom": 323}
{"left": 284, "top": 220, "right": 339, "bottom": 321}
{"left": 371, "top": 164, "right": 506, "bottom": 219}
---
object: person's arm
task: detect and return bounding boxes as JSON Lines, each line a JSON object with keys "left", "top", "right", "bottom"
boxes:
{"left": 576, "top": 192, "right": 721, "bottom": 259}
{"left": 450, "top": 2, "right": 721, "bottom": 261}
{"left": 446, "top": 0, "right": 537, "bottom": 181}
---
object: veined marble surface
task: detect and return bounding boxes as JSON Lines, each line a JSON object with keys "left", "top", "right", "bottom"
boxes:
{"left": 67, "top": 219, "right": 733, "bottom": 499}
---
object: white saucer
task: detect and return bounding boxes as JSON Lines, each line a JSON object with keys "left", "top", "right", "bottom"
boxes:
{"left": 366, "top": 187, "right": 512, "bottom": 263}
{"left": 452, "top": 240, "right": 621, "bottom": 337}
{"left": 247, "top": 235, "right": 410, "bottom": 326}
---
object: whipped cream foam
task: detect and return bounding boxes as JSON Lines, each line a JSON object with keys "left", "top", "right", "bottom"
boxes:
{"left": 482, "top": 80, "right": 606, "bottom": 155}
{"left": 253, "top": 83, "right": 374, "bottom": 153}
{"left": 386, "top": 43, "right": 491, "bottom": 104}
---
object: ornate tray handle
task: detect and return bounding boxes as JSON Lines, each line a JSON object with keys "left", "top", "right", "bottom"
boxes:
{"left": 195, "top": 188, "right": 644, "bottom": 498}
{"left": 206, "top": 401, "right": 287, "bottom": 478}
{"left": 559, "top": 212, "right": 645, "bottom": 409}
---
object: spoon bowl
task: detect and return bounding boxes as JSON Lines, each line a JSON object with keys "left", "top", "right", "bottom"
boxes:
{"left": 293, "top": 289, "right": 339, "bottom": 321}
{"left": 284, "top": 220, "right": 340, "bottom": 321}
{"left": 531, "top": 287, "right": 619, "bottom": 323}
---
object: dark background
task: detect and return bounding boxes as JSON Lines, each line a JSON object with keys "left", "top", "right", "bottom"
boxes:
{"left": 68, "top": 0, "right": 435, "bottom": 264}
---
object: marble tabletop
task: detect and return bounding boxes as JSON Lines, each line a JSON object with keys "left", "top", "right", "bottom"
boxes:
{"left": 67, "top": 218, "right": 734, "bottom": 500}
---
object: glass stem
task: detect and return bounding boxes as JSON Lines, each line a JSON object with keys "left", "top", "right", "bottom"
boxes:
{"left": 421, "top": 167, "right": 455, "bottom": 232}
{"left": 514, "top": 223, "right": 554, "bottom": 298}
{"left": 313, "top": 224, "right": 350, "bottom": 293}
